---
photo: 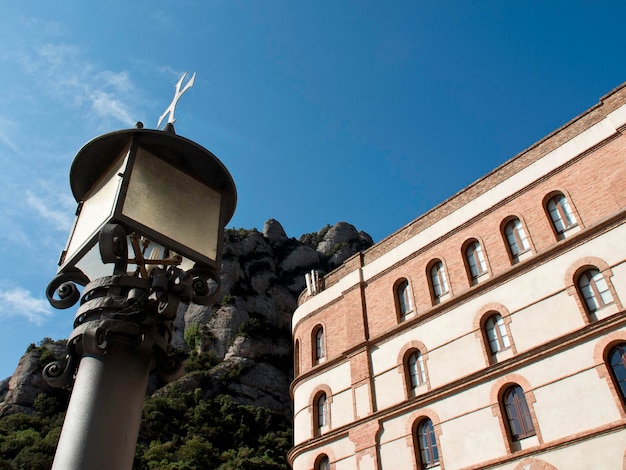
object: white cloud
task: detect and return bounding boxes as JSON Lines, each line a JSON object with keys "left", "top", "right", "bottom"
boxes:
{"left": 21, "top": 17, "right": 66, "bottom": 38}
{"left": 26, "top": 190, "right": 74, "bottom": 231}
{"left": 9, "top": 40, "right": 139, "bottom": 126}
{"left": 37, "top": 42, "right": 80, "bottom": 71}
{"left": 157, "top": 65, "right": 185, "bottom": 81}
{"left": 90, "top": 91, "right": 134, "bottom": 126}
{"left": 97, "top": 70, "right": 133, "bottom": 93}
{"left": 0, "top": 287, "right": 52, "bottom": 326}
{"left": 0, "top": 117, "right": 19, "bottom": 153}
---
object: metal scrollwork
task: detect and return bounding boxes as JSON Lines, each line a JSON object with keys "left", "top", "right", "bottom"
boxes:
{"left": 42, "top": 354, "right": 78, "bottom": 388}
{"left": 187, "top": 265, "right": 222, "bottom": 305}
{"left": 99, "top": 223, "right": 128, "bottom": 275}
{"left": 44, "top": 227, "right": 224, "bottom": 390}
{"left": 43, "top": 268, "right": 186, "bottom": 388}
{"left": 46, "top": 268, "right": 90, "bottom": 309}
{"left": 157, "top": 353, "right": 184, "bottom": 382}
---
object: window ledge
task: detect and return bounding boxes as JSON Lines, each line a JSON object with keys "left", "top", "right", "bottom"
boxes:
{"left": 592, "top": 302, "right": 618, "bottom": 321}
{"left": 411, "top": 383, "right": 427, "bottom": 396}
{"left": 434, "top": 292, "right": 451, "bottom": 304}
{"left": 559, "top": 224, "right": 581, "bottom": 239}
{"left": 316, "top": 424, "right": 330, "bottom": 436}
{"left": 511, "top": 434, "right": 538, "bottom": 451}
{"left": 492, "top": 348, "right": 514, "bottom": 363}
{"left": 401, "top": 310, "right": 416, "bottom": 321}
{"left": 512, "top": 249, "right": 533, "bottom": 264}
{"left": 472, "top": 271, "right": 489, "bottom": 284}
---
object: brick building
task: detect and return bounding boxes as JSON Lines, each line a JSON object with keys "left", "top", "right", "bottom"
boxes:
{"left": 288, "top": 83, "right": 626, "bottom": 469}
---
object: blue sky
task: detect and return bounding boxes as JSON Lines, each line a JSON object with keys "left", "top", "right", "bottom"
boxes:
{"left": 1, "top": 1, "right": 625, "bottom": 379}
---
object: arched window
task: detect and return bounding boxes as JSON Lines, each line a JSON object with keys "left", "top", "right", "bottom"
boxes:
{"left": 415, "top": 418, "right": 439, "bottom": 469}
{"left": 396, "top": 279, "right": 413, "bottom": 318}
{"left": 465, "top": 240, "right": 487, "bottom": 282}
{"left": 294, "top": 339, "right": 300, "bottom": 376}
{"left": 315, "top": 392, "right": 328, "bottom": 434}
{"left": 503, "top": 385, "right": 535, "bottom": 440}
{"left": 608, "top": 344, "right": 626, "bottom": 403}
{"left": 504, "top": 218, "right": 530, "bottom": 262}
{"left": 315, "top": 455, "right": 330, "bottom": 470}
{"left": 485, "top": 314, "right": 511, "bottom": 355}
{"left": 429, "top": 261, "right": 449, "bottom": 302}
{"left": 313, "top": 326, "right": 325, "bottom": 364}
{"left": 578, "top": 268, "right": 614, "bottom": 313}
{"left": 547, "top": 193, "right": 577, "bottom": 237}
{"left": 407, "top": 350, "right": 426, "bottom": 392}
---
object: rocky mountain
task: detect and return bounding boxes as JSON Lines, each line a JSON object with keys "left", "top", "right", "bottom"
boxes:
{"left": 0, "top": 220, "right": 373, "bottom": 468}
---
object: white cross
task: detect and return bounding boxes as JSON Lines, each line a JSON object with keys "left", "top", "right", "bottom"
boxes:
{"left": 157, "top": 71, "right": 196, "bottom": 129}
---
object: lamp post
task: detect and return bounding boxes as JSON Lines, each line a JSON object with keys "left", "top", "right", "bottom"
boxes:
{"left": 43, "top": 85, "right": 236, "bottom": 469}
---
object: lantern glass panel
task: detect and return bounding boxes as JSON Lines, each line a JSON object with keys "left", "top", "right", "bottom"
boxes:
{"left": 130, "top": 238, "right": 195, "bottom": 272}
{"left": 122, "top": 147, "right": 221, "bottom": 263}
{"left": 73, "top": 236, "right": 197, "bottom": 282}
{"left": 64, "top": 148, "right": 129, "bottom": 266}
{"left": 75, "top": 242, "right": 117, "bottom": 280}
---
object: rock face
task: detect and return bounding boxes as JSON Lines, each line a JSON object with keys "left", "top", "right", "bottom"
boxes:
{"left": 168, "top": 221, "right": 372, "bottom": 417}
{"left": 316, "top": 222, "right": 373, "bottom": 268}
{"left": 263, "top": 218, "right": 288, "bottom": 245}
{"left": 0, "top": 219, "right": 373, "bottom": 417}
{"left": 0, "top": 341, "right": 68, "bottom": 416}
{"left": 0, "top": 221, "right": 373, "bottom": 419}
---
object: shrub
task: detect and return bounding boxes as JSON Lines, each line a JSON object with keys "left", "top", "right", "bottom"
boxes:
{"left": 183, "top": 324, "right": 203, "bottom": 350}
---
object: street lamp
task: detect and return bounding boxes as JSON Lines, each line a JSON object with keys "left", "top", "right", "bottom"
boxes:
{"left": 43, "top": 79, "right": 236, "bottom": 469}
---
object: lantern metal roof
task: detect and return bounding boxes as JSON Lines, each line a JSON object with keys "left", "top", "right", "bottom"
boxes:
{"left": 69, "top": 125, "right": 237, "bottom": 226}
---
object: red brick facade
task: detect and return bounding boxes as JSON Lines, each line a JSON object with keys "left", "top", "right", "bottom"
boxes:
{"left": 290, "top": 83, "right": 626, "bottom": 469}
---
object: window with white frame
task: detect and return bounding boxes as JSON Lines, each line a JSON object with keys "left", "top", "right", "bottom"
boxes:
{"left": 578, "top": 268, "right": 614, "bottom": 313}
{"left": 313, "top": 326, "right": 325, "bottom": 363}
{"left": 407, "top": 350, "right": 426, "bottom": 392}
{"left": 547, "top": 194, "right": 577, "bottom": 236}
{"left": 316, "top": 392, "right": 328, "bottom": 432}
{"left": 504, "top": 218, "right": 530, "bottom": 261}
{"left": 485, "top": 314, "right": 510, "bottom": 355}
{"left": 430, "top": 261, "right": 449, "bottom": 300}
{"left": 397, "top": 279, "right": 413, "bottom": 317}
{"left": 465, "top": 240, "right": 487, "bottom": 281}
